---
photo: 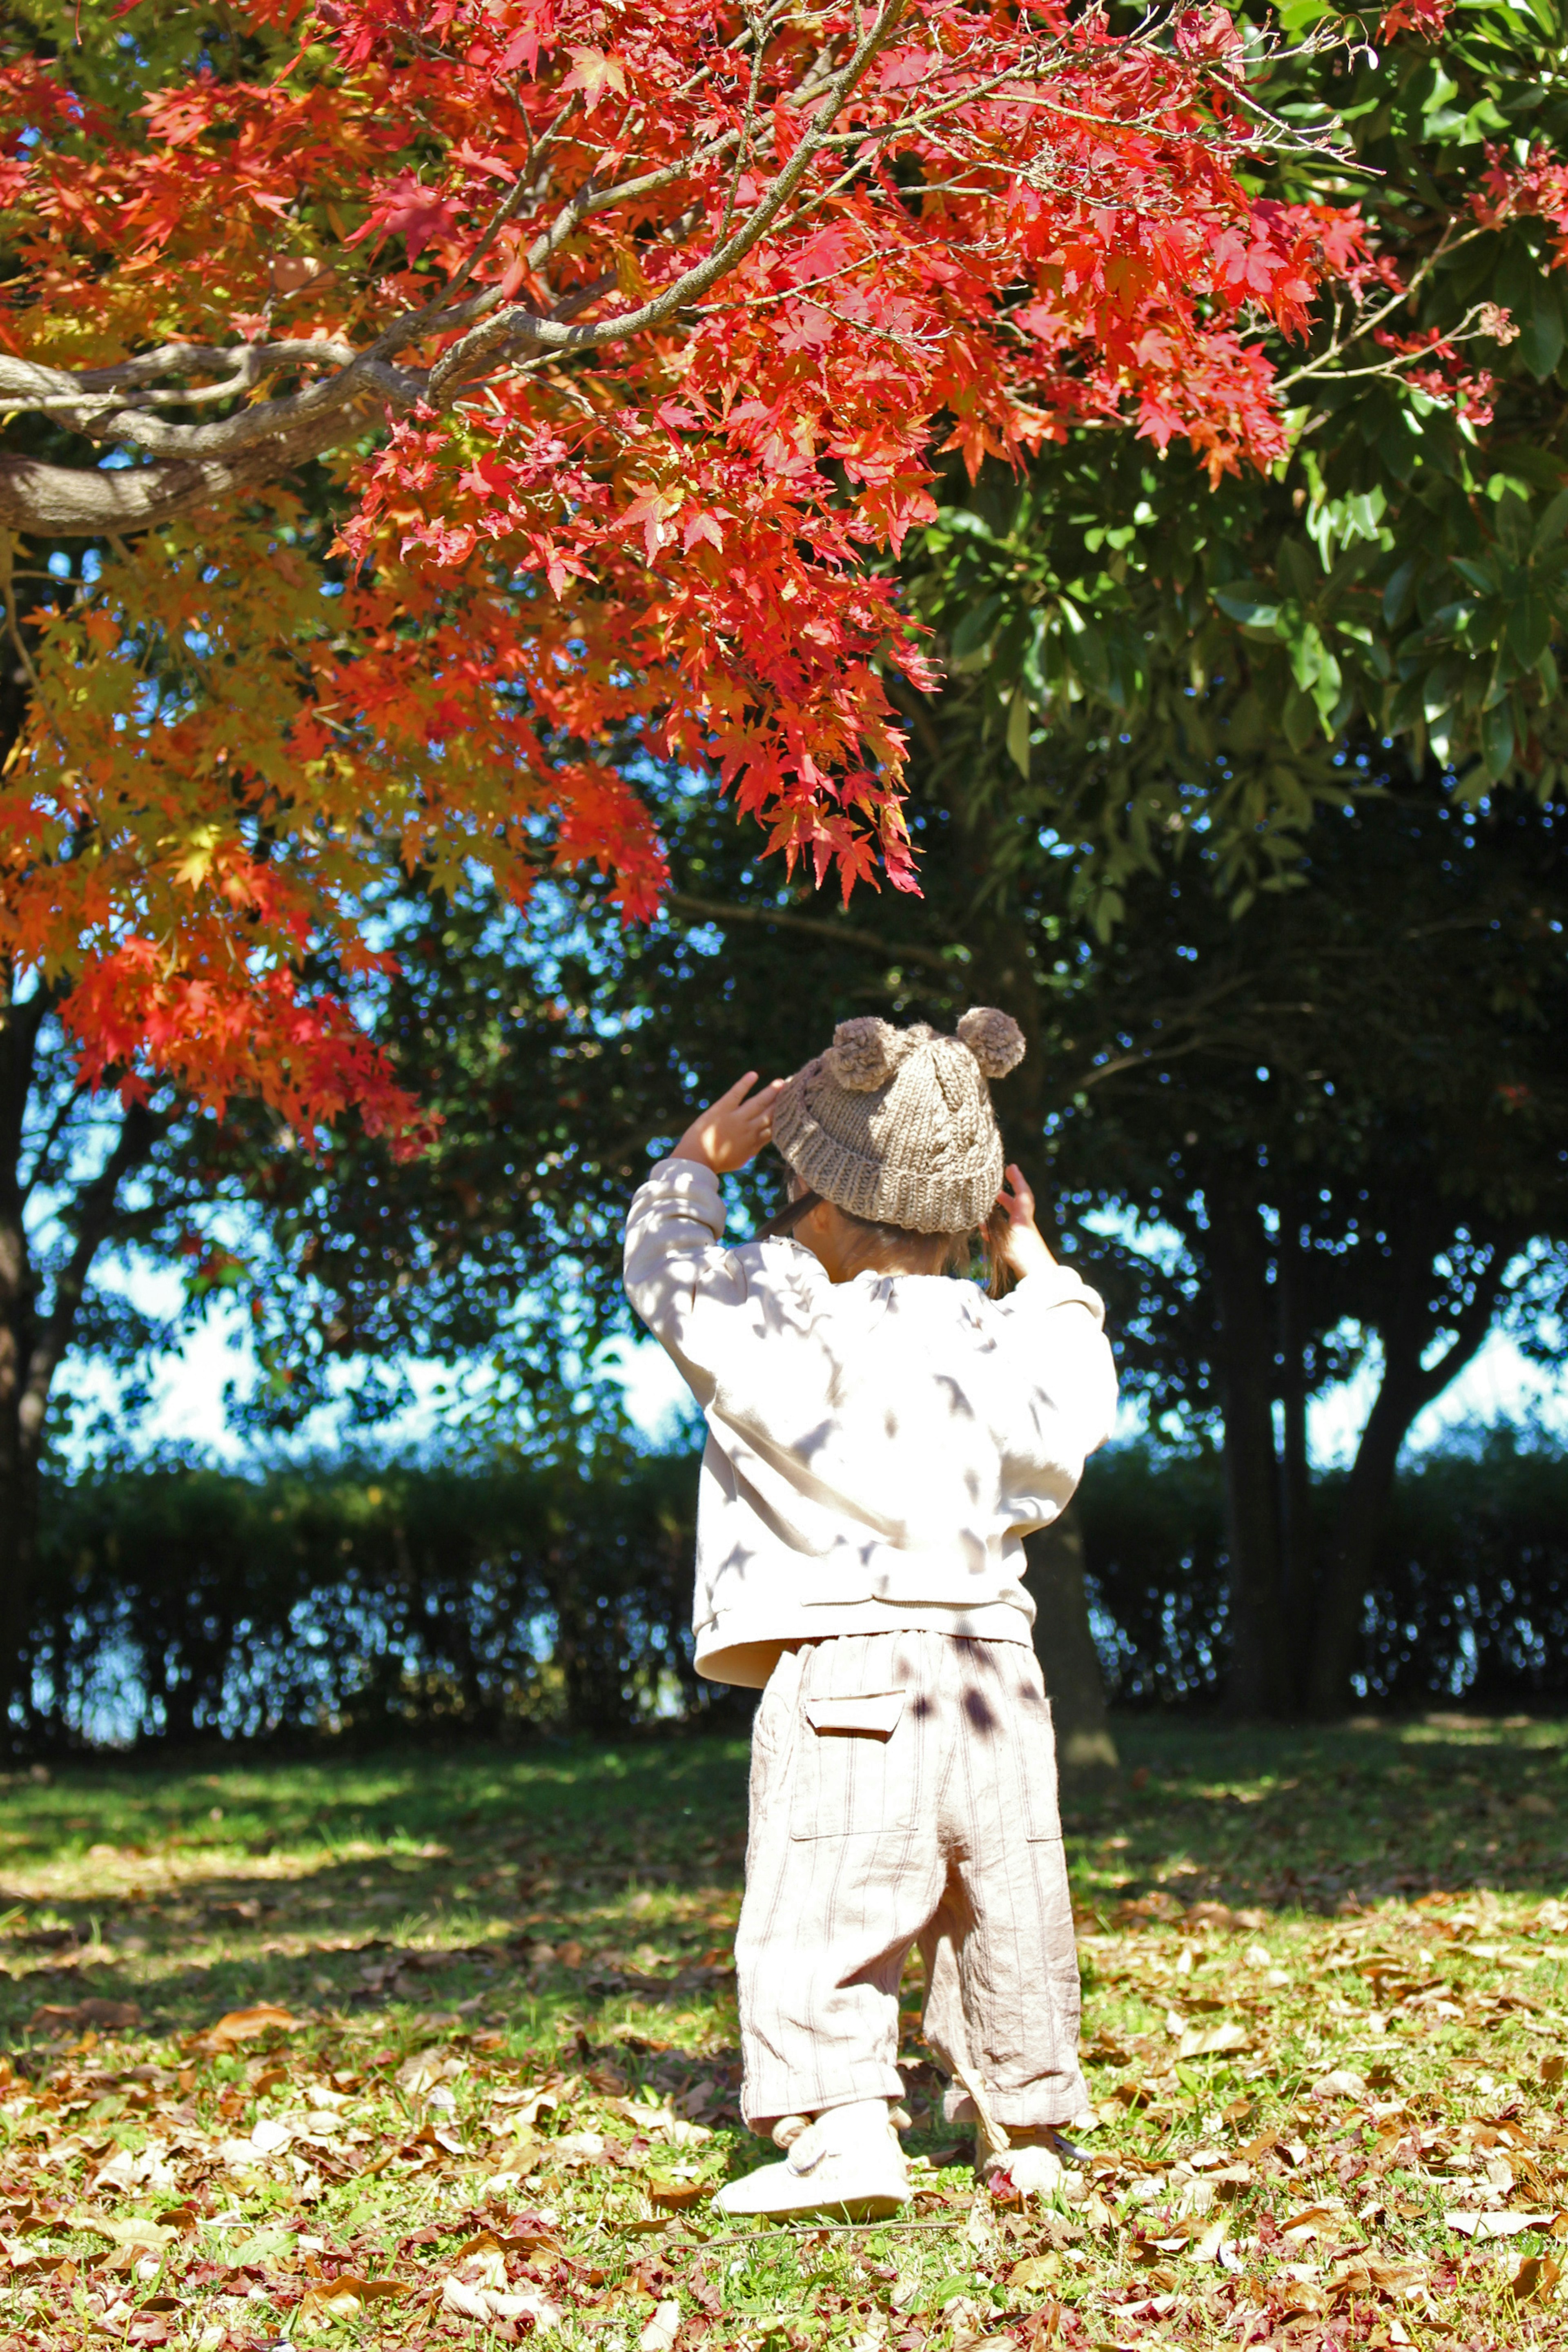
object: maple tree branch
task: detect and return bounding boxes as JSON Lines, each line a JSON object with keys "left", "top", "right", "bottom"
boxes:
{"left": 719, "top": 0, "right": 779, "bottom": 243}
{"left": 0, "top": 532, "right": 43, "bottom": 701}
{"left": 1274, "top": 221, "right": 1493, "bottom": 395}
{"left": 428, "top": 0, "right": 910, "bottom": 391}
{"left": 18, "top": 1069, "right": 87, "bottom": 1209}
{"left": 0, "top": 5, "right": 1354, "bottom": 540}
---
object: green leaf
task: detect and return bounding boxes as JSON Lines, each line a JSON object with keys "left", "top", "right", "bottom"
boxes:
{"left": 1518, "top": 278, "right": 1566, "bottom": 382}
{"left": 1213, "top": 589, "right": 1282, "bottom": 631}
{"left": 936, "top": 510, "right": 1003, "bottom": 547}
{"left": 1483, "top": 697, "right": 1517, "bottom": 777}
{"left": 1006, "top": 688, "right": 1031, "bottom": 780}
{"left": 1451, "top": 556, "right": 1501, "bottom": 596}
{"left": 950, "top": 594, "right": 1001, "bottom": 664}
{"left": 1383, "top": 558, "right": 1417, "bottom": 629}
{"left": 1494, "top": 490, "right": 1534, "bottom": 565}
{"left": 1531, "top": 487, "right": 1568, "bottom": 554}
{"left": 1282, "top": 687, "right": 1318, "bottom": 753}
{"left": 1507, "top": 591, "right": 1552, "bottom": 666}
{"left": 1287, "top": 619, "right": 1327, "bottom": 694}
{"left": 1278, "top": 537, "right": 1319, "bottom": 601}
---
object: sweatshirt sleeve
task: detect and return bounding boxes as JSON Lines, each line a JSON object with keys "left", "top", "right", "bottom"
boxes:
{"left": 622, "top": 1157, "right": 752, "bottom": 1410}
{"left": 990, "top": 1263, "right": 1120, "bottom": 1497}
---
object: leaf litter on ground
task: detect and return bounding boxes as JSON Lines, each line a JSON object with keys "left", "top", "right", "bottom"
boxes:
{"left": 0, "top": 1714, "right": 1565, "bottom": 2348}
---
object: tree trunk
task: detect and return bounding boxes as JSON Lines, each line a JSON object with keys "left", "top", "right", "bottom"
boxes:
{"left": 1306, "top": 1233, "right": 1511, "bottom": 1715}
{"left": 933, "top": 783, "right": 1117, "bottom": 1772}
{"left": 0, "top": 964, "right": 164, "bottom": 1744}
{"left": 1027, "top": 1508, "right": 1118, "bottom": 1780}
{"left": 0, "top": 980, "right": 45, "bottom": 1741}
{"left": 1275, "top": 1206, "right": 1315, "bottom": 1678}
{"left": 1204, "top": 1186, "right": 1296, "bottom": 1715}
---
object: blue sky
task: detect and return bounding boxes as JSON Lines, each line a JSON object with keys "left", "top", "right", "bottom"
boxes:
{"left": 65, "top": 1254, "right": 1568, "bottom": 1469}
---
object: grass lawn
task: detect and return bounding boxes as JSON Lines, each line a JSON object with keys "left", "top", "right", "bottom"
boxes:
{"left": 1, "top": 1713, "right": 1566, "bottom": 2350}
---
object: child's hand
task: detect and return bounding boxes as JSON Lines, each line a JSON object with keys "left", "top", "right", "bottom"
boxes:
{"left": 997, "top": 1164, "right": 1057, "bottom": 1281}
{"left": 674, "top": 1073, "right": 787, "bottom": 1174}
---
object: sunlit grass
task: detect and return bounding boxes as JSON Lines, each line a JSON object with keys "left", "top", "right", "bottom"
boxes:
{"left": 0, "top": 1716, "right": 1564, "bottom": 2347}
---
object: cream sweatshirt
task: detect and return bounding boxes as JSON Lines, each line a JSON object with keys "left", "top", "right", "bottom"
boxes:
{"left": 622, "top": 1158, "right": 1119, "bottom": 1687}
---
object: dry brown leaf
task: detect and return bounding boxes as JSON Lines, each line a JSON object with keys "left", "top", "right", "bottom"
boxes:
{"left": 1176, "top": 2020, "right": 1251, "bottom": 2060}
{"left": 1507, "top": 2253, "right": 1563, "bottom": 2304}
{"left": 1327, "top": 2255, "right": 1428, "bottom": 2303}
{"left": 648, "top": 2180, "right": 710, "bottom": 2211}
{"left": 639, "top": 2299, "right": 681, "bottom": 2352}
{"left": 297, "top": 2274, "right": 408, "bottom": 2325}
{"left": 26, "top": 1999, "right": 141, "bottom": 2034}
{"left": 441, "top": 2272, "right": 560, "bottom": 2325}
{"left": 1281, "top": 2204, "right": 1341, "bottom": 2241}
{"left": 1009, "top": 2254, "right": 1063, "bottom": 2291}
{"left": 189, "top": 2002, "right": 299, "bottom": 2052}
{"left": 1445, "top": 2209, "right": 1554, "bottom": 2239}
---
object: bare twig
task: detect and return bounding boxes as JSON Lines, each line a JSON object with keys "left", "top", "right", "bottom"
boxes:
{"left": 668, "top": 891, "right": 958, "bottom": 973}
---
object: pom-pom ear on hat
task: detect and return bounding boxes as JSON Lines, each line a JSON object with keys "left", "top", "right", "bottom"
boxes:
{"left": 824, "top": 1016, "right": 919, "bottom": 1093}
{"left": 956, "top": 1006, "right": 1026, "bottom": 1080}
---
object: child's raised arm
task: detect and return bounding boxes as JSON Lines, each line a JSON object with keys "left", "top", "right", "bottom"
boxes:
{"left": 995, "top": 1163, "right": 1058, "bottom": 1284}
{"left": 624, "top": 1074, "right": 789, "bottom": 1403}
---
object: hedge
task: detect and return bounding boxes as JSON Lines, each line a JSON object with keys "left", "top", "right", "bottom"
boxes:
{"left": 21, "top": 1430, "right": 1568, "bottom": 1746}
{"left": 1078, "top": 1429, "right": 1568, "bottom": 1711}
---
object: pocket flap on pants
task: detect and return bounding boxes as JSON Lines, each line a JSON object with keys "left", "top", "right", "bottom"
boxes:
{"left": 804, "top": 1692, "right": 905, "bottom": 1739}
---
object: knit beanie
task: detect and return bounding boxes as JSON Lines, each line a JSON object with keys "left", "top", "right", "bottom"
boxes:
{"left": 770, "top": 1008, "right": 1026, "bottom": 1236}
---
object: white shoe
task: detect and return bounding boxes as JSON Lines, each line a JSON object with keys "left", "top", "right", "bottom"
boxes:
{"left": 715, "top": 2100, "right": 910, "bottom": 2220}
{"left": 975, "top": 2118, "right": 1072, "bottom": 2200}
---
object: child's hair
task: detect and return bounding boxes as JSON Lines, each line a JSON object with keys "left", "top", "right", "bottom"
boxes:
{"left": 756, "top": 1185, "right": 1016, "bottom": 1298}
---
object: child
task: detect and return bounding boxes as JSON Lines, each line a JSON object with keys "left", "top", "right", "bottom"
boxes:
{"left": 622, "top": 1010, "right": 1117, "bottom": 2218}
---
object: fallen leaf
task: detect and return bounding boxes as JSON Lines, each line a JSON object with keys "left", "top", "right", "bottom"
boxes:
{"left": 648, "top": 2180, "right": 710, "bottom": 2210}
{"left": 297, "top": 2274, "right": 408, "bottom": 2324}
{"left": 441, "top": 2273, "right": 560, "bottom": 2326}
{"left": 191, "top": 2002, "right": 299, "bottom": 2051}
{"left": 640, "top": 2299, "right": 682, "bottom": 2352}
{"left": 1507, "top": 2252, "right": 1562, "bottom": 2303}
{"left": 1008, "top": 2253, "right": 1062, "bottom": 2290}
{"left": 1312, "top": 2069, "right": 1368, "bottom": 2099}
{"left": 27, "top": 1999, "right": 140, "bottom": 2034}
{"left": 441, "top": 2276, "right": 491, "bottom": 2320}
{"left": 1281, "top": 2205, "right": 1341, "bottom": 2241}
{"left": 1176, "top": 2020, "right": 1251, "bottom": 2060}
{"left": 1446, "top": 2209, "right": 1555, "bottom": 2238}
{"left": 1327, "top": 2255, "right": 1429, "bottom": 2303}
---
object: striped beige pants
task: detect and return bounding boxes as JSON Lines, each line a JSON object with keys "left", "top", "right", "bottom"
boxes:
{"left": 736, "top": 1630, "right": 1089, "bottom": 2132}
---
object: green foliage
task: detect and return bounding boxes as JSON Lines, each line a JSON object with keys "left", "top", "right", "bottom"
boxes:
{"left": 902, "top": 0, "right": 1568, "bottom": 916}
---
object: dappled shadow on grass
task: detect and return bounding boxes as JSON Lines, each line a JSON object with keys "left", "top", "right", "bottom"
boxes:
{"left": 1, "top": 1717, "right": 1565, "bottom": 2046}
{"left": 0, "top": 1739, "right": 752, "bottom": 2046}
{"left": 2, "top": 1725, "right": 1567, "bottom": 2352}
{"left": 1065, "top": 1713, "right": 1568, "bottom": 1921}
